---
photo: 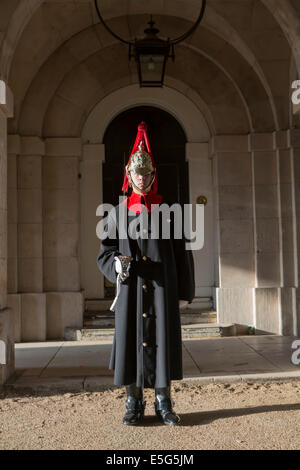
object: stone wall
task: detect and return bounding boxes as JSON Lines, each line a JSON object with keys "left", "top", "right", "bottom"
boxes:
{"left": 214, "top": 131, "right": 300, "bottom": 335}
{"left": 0, "top": 80, "right": 14, "bottom": 384}
{"left": 7, "top": 136, "right": 84, "bottom": 342}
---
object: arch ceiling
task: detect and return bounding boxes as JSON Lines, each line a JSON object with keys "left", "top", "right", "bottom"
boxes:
{"left": 0, "top": 0, "right": 298, "bottom": 137}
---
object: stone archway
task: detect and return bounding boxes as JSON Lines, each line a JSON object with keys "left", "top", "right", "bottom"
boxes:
{"left": 80, "top": 84, "right": 215, "bottom": 307}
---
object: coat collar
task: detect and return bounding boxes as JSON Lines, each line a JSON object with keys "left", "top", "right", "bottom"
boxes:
{"left": 124, "top": 189, "right": 163, "bottom": 213}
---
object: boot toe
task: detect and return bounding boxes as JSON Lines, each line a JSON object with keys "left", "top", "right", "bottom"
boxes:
{"left": 123, "top": 414, "right": 140, "bottom": 425}
{"left": 164, "top": 412, "right": 180, "bottom": 425}
{"left": 156, "top": 409, "right": 180, "bottom": 425}
{"left": 122, "top": 399, "right": 145, "bottom": 425}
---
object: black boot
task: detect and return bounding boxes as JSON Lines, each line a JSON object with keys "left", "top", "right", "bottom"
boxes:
{"left": 154, "top": 386, "right": 180, "bottom": 425}
{"left": 123, "top": 383, "right": 145, "bottom": 425}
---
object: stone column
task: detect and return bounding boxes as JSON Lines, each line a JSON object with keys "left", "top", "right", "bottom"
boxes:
{"left": 214, "top": 132, "right": 300, "bottom": 336}
{"left": 290, "top": 129, "right": 300, "bottom": 335}
{"left": 212, "top": 135, "right": 255, "bottom": 331}
{"left": 7, "top": 135, "right": 21, "bottom": 342}
{"left": 80, "top": 144, "right": 105, "bottom": 299}
{"left": 0, "top": 80, "right": 14, "bottom": 384}
{"left": 186, "top": 143, "right": 215, "bottom": 303}
{"left": 250, "top": 133, "right": 282, "bottom": 334}
{"left": 18, "top": 136, "right": 46, "bottom": 342}
{"left": 43, "top": 138, "right": 83, "bottom": 339}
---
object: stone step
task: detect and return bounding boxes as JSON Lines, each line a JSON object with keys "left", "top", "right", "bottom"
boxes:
{"left": 83, "top": 310, "right": 217, "bottom": 328}
{"left": 65, "top": 322, "right": 235, "bottom": 341}
{"left": 85, "top": 296, "right": 214, "bottom": 313}
{"left": 181, "top": 323, "right": 236, "bottom": 338}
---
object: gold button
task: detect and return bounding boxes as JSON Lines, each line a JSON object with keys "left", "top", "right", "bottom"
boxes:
{"left": 142, "top": 256, "right": 147, "bottom": 261}
{"left": 143, "top": 313, "right": 148, "bottom": 318}
{"left": 143, "top": 342, "right": 148, "bottom": 347}
{"left": 142, "top": 284, "right": 147, "bottom": 290}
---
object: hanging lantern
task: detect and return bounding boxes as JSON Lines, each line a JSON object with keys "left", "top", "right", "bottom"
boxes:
{"left": 94, "top": 0, "right": 206, "bottom": 87}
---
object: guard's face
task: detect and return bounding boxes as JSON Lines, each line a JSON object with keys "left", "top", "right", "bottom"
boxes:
{"left": 130, "top": 171, "right": 153, "bottom": 191}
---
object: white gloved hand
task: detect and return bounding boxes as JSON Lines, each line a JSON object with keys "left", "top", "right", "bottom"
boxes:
{"left": 179, "top": 300, "right": 188, "bottom": 309}
{"left": 114, "top": 257, "right": 123, "bottom": 274}
{"left": 114, "top": 255, "right": 132, "bottom": 282}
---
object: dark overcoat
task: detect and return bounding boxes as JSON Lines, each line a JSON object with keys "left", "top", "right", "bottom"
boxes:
{"left": 97, "top": 201, "right": 195, "bottom": 388}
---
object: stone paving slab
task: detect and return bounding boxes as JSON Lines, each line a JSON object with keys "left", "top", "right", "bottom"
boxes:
{"left": 5, "top": 335, "right": 300, "bottom": 392}
{"left": 15, "top": 342, "right": 64, "bottom": 370}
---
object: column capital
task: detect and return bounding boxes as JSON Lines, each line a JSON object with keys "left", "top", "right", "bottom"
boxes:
{"left": 82, "top": 144, "right": 105, "bottom": 162}
{"left": 185, "top": 142, "right": 209, "bottom": 161}
{"left": 210, "top": 135, "right": 249, "bottom": 154}
{"left": 0, "top": 80, "right": 13, "bottom": 118}
{"left": 7, "top": 135, "right": 21, "bottom": 154}
{"left": 273, "top": 130, "right": 289, "bottom": 150}
{"left": 288, "top": 129, "right": 300, "bottom": 148}
{"left": 249, "top": 133, "right": 274, "bottom": 151}
{"left": 20, "top": 136, "right": 45, "bottom": 156}
{"left": 45, "top": 138, "right": 82, "bottom": 157}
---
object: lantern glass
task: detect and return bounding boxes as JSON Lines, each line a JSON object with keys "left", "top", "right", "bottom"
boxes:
{"left": 138, "top": 53, "right": 167, "bottom": 87}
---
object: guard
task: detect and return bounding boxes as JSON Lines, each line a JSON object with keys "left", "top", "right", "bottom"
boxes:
{"left": 97, "top": 122, "right": 195, "bottom": 425}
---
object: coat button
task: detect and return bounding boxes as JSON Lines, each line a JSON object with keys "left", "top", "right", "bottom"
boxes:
{"left": 143, "top": 342, "right": 148, "bottom": 347}
{"left": 142, "top": 284, "right": 147, "bottom": 290}
{"left": 142, "top": 256, "right": 147, "bottom": 261}
{"left": 143, "top": 313, "right": 148, "bottom": 318}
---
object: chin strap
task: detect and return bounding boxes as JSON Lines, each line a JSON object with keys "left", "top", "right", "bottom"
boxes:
{"left": 128, "top": 172, "right": 155, "bottom": 194}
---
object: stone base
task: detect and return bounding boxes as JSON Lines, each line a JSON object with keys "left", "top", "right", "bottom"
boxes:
{"left": 46, "top": 291, "right": 84, "bottom": 340}
{"left": 21, "top": 293, "right": 46, "bottom": 342}
{"left": 217, "top": 287, "right": 300, "bottom": 335}
{"left": 217, "top": 288, "right": 254, "bottom": 327}
{"left": 0, "top": 308, "right": 15, "bottom": 385}
{"left": 7, "top": 291, "right": 84, "bottom": 342}
{"left": 7, "top": 294, "right": 21, "bottom": 342}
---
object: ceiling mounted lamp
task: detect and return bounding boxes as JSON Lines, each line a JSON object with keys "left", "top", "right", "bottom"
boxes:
{"left": 94, "top": 0, "right": 206, "bottom": 87}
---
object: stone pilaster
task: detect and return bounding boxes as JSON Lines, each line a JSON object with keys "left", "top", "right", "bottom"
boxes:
{"left": 0, "top": 80, "right": 14, "bottom": 384}
{"left": 7, "top": 135, "right": 20, "bottom": 295}
{"left": 80, "top": 144, "right": 105, "bottom": 299}
{"left": 212, "top": 135, "right": 255, "bottom": 330}
{"left": 7, "top": 135, "right": 21, "bottom": 343}
{"left": 214, "top": 131, "right": 300, "bottom": 335}
{"left": 18, "top": 137, "right": 44, "bottom": 293}
{"left": 43, "top": 138, "right": 81, "bottom": 293}
{"left": 43, "top": 138, "right": 83, "bottom": 339}
{"left": 290, "top": 129, "right": 300, "bottom": 335}
{"left": 250, "top": 132, "right": 282, "bottom": 334}
{"left": 186, "top": 143, "right": 214, "bottom": 301}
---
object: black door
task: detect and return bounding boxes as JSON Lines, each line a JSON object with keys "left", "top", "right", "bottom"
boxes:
{"left": 102, "top": 106, "right": 188, "bottom": 297}
{"left": 103, "top": 106, "right": 188, "bottom": 206}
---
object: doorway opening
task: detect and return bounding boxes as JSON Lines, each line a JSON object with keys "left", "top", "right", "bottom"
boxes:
{"left": 103, "top": 106, "right": 188, "bottom": 206}
{"left": 102, "top": 106, "right": 188, "bottom": 297}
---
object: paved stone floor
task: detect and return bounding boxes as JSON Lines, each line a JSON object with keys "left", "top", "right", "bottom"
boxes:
{"left": 6, "top": 335, "right": 300, "bottom": 391}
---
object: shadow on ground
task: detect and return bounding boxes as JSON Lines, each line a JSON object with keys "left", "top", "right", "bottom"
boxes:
{"left": 178, "top": 403, "right": 300, "bottom": 426}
